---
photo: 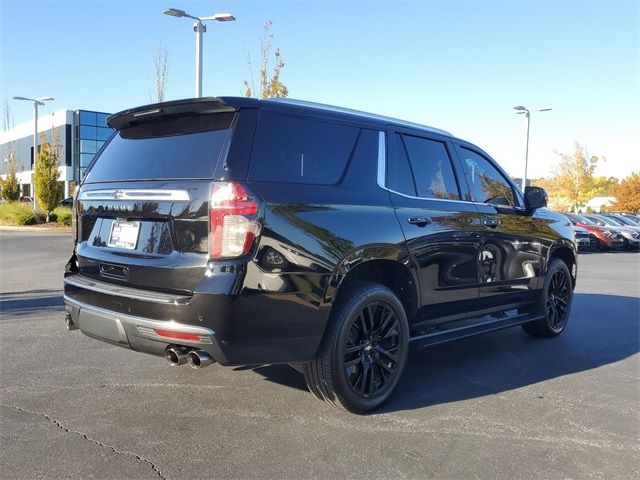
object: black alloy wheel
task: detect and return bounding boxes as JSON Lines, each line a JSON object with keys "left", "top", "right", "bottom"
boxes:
{"left": 343, "top": 302, "right": 402, "bottom": 399}
{"left": 303, "top": 282, "right": 409, "bottom": 413}
{"left": 545, "top": 269, "right": 570, "bottom": 332}
{"left": 522, "top": 258, "right": 573, "bottom": 338}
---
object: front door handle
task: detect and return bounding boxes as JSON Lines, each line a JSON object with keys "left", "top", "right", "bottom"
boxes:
{"left": 407, "top": 217, "right": 431, "bottom": 227}
{"left": 483, "top": 218, "right": 501, "bottom": 228}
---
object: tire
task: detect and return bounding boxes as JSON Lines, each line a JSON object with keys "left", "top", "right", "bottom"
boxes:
{"left": 522, "top": 258, "right": 573, "bottom": 338}
{"left": 303, "top": 282, "right": 409, "bottom": 414}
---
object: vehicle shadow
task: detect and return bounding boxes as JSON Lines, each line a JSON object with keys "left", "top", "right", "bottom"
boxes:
{"left": 251, "top": 293, "right": 640, "bottom": 411}
{"left": 0, "top": 289, "right": 63, "bottom": 317}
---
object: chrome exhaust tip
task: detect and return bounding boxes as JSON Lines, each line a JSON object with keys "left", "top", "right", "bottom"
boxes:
{"left": 187, "top": 350, "right": 215, "bottom": 369}
{"left": 165, "top": 346, "right": 191, "bottom": 366}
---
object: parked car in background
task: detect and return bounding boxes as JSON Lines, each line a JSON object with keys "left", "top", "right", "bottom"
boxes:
{"left": 584, "top": 214, "right": 640, "bottom": 250}
{"left": 572, "top": 225, "right": 597, "bottom": 251}
{"left": 603, "top": 213, "right": 640, "bottom": 228}
{"left": 60, "top": 197, "right": 73, "bottom": 207}
{"left": 620, "top": 214, "right": 640, "bottom": 225}
{"left": 63, "top": 96, "right": 578, "bottom": 413}
{"left": 562, "top": 212, "right": 625, "bottom": 250}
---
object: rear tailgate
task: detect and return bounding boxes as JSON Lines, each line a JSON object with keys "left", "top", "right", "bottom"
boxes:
{"left": 74, "top": 100, "right": 237, "bottom": 295}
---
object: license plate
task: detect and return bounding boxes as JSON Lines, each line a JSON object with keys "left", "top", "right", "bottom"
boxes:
{"left": 108, "top": 220, "right": 140, "bottom": 250}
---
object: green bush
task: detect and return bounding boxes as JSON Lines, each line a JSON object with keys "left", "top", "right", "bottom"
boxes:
{"left": 54, "top": 206, "right": 72, "bottom": 226}
{"left": 0, "top": 203, "right": 35, "bottom": 225}
{"left": 16, "top": 210, "right": 37, "bottom": 225}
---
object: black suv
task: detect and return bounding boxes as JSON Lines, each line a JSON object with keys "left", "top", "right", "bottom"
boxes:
{"left": 64, "top": 97, "right": 576, "bottom": 413}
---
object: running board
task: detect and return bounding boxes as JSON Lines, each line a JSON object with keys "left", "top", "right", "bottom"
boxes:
{"left": 409, "top": 313, "right": 544, "bottom": 350}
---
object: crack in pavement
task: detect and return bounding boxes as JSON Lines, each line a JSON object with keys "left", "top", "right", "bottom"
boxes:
{"left": 0, "top": 403, "right": 166, "bottom": 480}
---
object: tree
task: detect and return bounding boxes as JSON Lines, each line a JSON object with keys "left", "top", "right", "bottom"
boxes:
{"left": 243, "top": 21, "right": 288, "bottom": 99}
{"left": 1, "top": 100, "right": 21, "bottom": 202}
{"left": 542, "top": 142, "right": 608, "bottom": 212}
{"left": 612, "top": 172, "right": 640, "bottom": 213}
{"left": 0, "top": 167, "right": 20, "bottom": 202}
{"left": 34, "top": 131, "right": 63, "bottom": 222}
{"left": 155, "top": 43, "right": 169, "bottom": 103}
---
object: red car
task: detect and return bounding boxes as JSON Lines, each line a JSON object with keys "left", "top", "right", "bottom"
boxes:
{"left": 562, "top": 213, "right": 625, "bottom": 250}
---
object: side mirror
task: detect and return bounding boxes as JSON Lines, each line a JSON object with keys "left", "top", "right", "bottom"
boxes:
{"left": 524, "top": 186, "right": 548, "bottom": 211}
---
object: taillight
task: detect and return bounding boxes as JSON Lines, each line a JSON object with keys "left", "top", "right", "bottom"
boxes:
{"left": 209, "top": 182, "right": 261, "bottom": 259}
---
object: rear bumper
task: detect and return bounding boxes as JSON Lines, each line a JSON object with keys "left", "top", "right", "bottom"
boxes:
{"left": 63, "top": 272, "right": 325, "bottom": 365}
{"left": 64, "top": 295, "right": 230, "bottom": 362}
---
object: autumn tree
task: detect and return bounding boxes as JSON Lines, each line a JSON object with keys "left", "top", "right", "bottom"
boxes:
{"left": 0, "top": 168, "right": 20, "bottom": 202}
{"left": 34, "top": 131, "right": 63, "bottom": 222}
{"left": 541, "top": 143, "right": 610, "bottom": 212}
{"left": 612, "top": 172, "right": 640, "bottom": 213}
{"left": 154, "top": 43, "right": 169, "bottom": 103}
{"left": 1, "top": 100, "right": 21, "bottom": 202}
{"left": 243, "top": 21, "right": 288, "bottom": 99}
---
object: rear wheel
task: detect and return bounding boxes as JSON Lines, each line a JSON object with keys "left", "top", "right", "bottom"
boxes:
{"left": 522, "top": 258, "right": 573, "bottom": 338}
{"left": 303, "top": 282, "right": 409, "bottom": 414}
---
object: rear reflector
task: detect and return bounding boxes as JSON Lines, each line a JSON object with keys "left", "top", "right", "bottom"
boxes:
{"left": 154, "top": 329, "right": 202, "bottom": 342}
{"left": 136, "top": 326, "right": 213, "bottom": 344}
{"left": 209, "top": 182, "right": 261, "bottom": 259}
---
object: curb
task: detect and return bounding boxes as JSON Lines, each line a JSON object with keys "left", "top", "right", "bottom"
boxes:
{"left": 0, "top": 225, "right": 72, "bottom": 233}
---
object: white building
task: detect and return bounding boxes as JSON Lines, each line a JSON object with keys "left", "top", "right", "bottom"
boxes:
{"left": 0, "top": 108, "right": 112, "bottom": 199}
{"left": 586, "top": 196, "right": 617, "bottom": 212}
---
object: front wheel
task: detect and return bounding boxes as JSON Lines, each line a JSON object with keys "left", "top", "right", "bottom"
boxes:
{"left": 303, "top": 282, "right": 409, "bottom": 414}
{"left": 522, "top": 258, "right": 573, "bottom": 338}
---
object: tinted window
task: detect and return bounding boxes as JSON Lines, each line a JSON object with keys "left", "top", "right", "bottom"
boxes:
{"left": 401, "top": 135, "right": 459, "bottom": 200}
{"left": 458, "top": 148, "right": 516, "bottom": 206}
{"left": 387, "top": 133, "right": 416, "bottom": 196}
{"left": 84, "top": 113, "right": 233, "bottom": 182}
{"left": 572, "top": 214, "right": 594, "bottom": 225}
{"left": 249, "top": 114, "right": 359, "bottom": 185}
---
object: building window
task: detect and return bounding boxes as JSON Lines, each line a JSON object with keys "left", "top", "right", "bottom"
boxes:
{"left": 76, "top": 110, "right": 114, "bottom": 182}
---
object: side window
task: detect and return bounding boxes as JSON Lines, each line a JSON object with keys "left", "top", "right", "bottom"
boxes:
{"left": 401, "top": 135, "right": 460, "bottom": 200}
{"left": 387, "top": 133, "right": 416, "bottom": 196}
{"left": 386, "top": 133, "right": 460, "bottom": 200}
{"left": 458, "top": 147, "right": 516, "bottom": 206}
{"left": 249, "top": 113, "right": 359, "bottom": 185}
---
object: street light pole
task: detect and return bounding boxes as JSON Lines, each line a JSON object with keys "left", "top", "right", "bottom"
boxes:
{"left": 12, "top": 96, "right": 54, "bottom": 211}
{"left": 194, "top": 19, "right": 205, "bottom": 98}
{"left": 523, "top": 109, "right": 531, "bottom": 192}
{"left": 163, "top": 8, "right": 236, "bottom": 98}
{"left": 513, "top": 105, "right": 552, "bottom": 191}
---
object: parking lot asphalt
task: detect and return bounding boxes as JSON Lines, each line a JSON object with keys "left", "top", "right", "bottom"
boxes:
{"left": 0, "top": 231, "right": 638, "bottom": 480}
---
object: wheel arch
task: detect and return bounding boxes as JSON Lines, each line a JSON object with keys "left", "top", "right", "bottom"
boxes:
{"left": 324, "top": 244, "right": 419, "bottom": 325}
{"left": 548, "top": 241, "right": 577, "bottom": 289}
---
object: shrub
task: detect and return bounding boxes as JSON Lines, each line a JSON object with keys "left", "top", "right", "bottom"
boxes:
{"left": 16, "top": 210, "right": 37, "bottom": 225}
{"left": 54, "top": 206, "right": 72, "bottom": 226}
{"left": 0, "top": 203, "right": 34, "bottom": 225}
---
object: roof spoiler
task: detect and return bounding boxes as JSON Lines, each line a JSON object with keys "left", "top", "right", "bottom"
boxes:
{"left": 107, "top": 97, "right": 237, "bottom": 130}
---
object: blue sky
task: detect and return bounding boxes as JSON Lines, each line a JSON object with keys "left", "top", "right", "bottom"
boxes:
{"left": 1, "top": 0, "right": 638, "bottom": 179}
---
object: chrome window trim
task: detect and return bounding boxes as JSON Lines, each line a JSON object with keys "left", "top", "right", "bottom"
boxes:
{"left": 78, "top": 189, "right": 191, "bottom": 202}
{"left": 377, "top": 130, "right": 527, "bottom": 210}
{"left": 377, "top": 131, "right": 386, "bottom": 189}
{"left": 376, "top": 130, "right": 479, "bottom": 207}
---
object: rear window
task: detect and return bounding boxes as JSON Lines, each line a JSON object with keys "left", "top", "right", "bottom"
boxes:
{"left": 249, "top": 113, "right": 359, "bottom": 185}
{"left": 83, "top": 113, "right": 233, "bottom": 182}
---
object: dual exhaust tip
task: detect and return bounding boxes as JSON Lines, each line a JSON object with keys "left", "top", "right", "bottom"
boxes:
{"left": 165, "top": 346, "right": 215, "bottom": 369}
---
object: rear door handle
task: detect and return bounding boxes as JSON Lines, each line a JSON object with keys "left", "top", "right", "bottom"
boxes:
{"left": 407, "top": 217, "right": 431, "bottom": 227}
{"left": 483, "top": 218, "right": 501, "bottom": 228}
